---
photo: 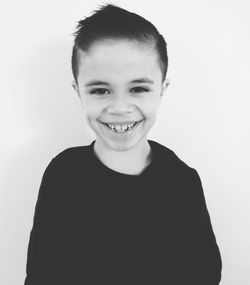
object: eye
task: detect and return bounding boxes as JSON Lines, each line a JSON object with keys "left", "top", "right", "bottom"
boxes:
{"left": 89, "top": 88, "right": 110, "bottom": 95}
{"left": 130, "top": 86, "right": 150, "bottom": 93}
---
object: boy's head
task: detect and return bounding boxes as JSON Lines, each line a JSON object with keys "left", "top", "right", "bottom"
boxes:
{"left": 71, "top": 4, "right": 170, "bottom": 152}
{"left": 72, "top": 3, "right": 168, "bottom": 84}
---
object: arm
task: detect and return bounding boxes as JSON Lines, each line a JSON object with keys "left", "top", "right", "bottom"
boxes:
{"left": 188, "top": 169, "right": 222, "bottom": 284}
{"left": 24, "top": 159, "right": 66, "bottom": 285}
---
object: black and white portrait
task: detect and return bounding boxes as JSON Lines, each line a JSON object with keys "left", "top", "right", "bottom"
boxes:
{"left": 1, "top": 1, "right": 250, "bottom": 284}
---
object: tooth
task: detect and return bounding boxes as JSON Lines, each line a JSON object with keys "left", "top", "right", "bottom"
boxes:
{"left": 108, "top": 124, "right": 115, "bottom": 129}
{"left": 106, "top": 122, "right": 139, "bottom": 132}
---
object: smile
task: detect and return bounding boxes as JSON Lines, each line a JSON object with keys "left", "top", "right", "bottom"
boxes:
{"left": 101, "top": 120, "right": 142, "bottom": 133}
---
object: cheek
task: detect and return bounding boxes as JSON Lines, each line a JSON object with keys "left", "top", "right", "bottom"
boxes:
{"left": 85, "top": 109, "right": 100, "bottom": 121}
{"left": 81, "top": 98, "right": 103, "bottom": 118}
{"left": 141, "top": 96, "right": 161, "bottom": 117}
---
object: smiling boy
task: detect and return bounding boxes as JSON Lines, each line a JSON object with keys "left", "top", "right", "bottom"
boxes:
{"left": 72, "top": 38, "right": 168, "bottom": 175}
{"left": 24, "top": 4, "right": 222, "bottom": 285}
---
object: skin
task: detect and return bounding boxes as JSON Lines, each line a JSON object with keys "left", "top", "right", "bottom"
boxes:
{"left": 72, "top": 39, "right": 169, "bottom": 175}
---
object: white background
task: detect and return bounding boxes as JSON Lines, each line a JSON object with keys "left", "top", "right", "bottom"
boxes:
{"left": 1, "top": 0, "right": 250, "bottom": 284}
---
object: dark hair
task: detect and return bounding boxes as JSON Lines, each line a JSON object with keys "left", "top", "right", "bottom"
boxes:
{"left": 71, "top": 3, "right": 168, "bottom": 83}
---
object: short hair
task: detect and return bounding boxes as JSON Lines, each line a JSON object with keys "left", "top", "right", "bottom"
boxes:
{"left": 71, "top": 3, "right": 168, "bottom": 83}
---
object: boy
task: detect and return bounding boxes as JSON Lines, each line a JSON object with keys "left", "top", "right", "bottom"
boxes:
{"left": 24, "top": 4, "right": 222, "bottom": 284}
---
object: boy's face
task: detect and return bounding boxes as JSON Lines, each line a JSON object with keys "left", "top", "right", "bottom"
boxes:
{"left": 73, "top": 39, "right": 169, "bottom": 152}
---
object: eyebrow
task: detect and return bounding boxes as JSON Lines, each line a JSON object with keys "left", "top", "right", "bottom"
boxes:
{"left": 84, "top": 77, "right": 154, "bottom": 87}
{"left": 130, "top": 78, "right": 154, "bottom": 84}
{"left": 85, "top": 80, "right": 109, "bottom": 87}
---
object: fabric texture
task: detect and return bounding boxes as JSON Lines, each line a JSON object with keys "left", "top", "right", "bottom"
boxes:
{"left": 24, "top": 140, "right": 222, "bottom": 284}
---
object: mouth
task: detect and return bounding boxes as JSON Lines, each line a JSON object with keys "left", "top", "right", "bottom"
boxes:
{"left": 100, "top": 120, "right": 143, "bottom": 134}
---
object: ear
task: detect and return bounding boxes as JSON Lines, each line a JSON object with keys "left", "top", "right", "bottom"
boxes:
{"left": 72, "top": 80, "right": 86, "bottom": 109}
{"left": 162, "top": 78, "right": 170, "bottom": 92}
{"left": 72, "top": 80, "right": 80, "bottom": 97}
{"left": 160, "top": 78, "right": 170, "bottom": 98}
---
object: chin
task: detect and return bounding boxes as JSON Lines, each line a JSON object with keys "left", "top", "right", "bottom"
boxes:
{"left": 107, "top": 136, "right": 147, "bottom": 152}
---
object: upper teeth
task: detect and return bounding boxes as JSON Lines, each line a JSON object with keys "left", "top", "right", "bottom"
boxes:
{"left": 107, "top": 122, "right": 137, "bottom": 131}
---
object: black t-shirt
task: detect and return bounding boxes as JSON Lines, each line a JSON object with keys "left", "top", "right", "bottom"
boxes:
{"left": 24, "top": 140, "right": 222, "bottom": 284}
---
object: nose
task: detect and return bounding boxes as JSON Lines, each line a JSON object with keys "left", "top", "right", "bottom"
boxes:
{"left": 106, "top": 93, "right": 134, "bottom": 115}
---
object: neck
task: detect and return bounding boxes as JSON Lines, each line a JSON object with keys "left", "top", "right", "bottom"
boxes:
{"left": 93, "top": 139, "right": 152, "bottom": 175}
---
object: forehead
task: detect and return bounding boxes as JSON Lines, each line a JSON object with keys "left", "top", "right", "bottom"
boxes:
{"left": 77, "top": 39, "right": 162, "bottom": 83}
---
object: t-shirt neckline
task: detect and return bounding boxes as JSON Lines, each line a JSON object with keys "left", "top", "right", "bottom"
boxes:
{"left": 89, "top": 140, "right": 157, "bottom": 179}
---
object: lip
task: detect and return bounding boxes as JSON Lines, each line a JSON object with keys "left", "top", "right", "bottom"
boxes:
{"left": 100, "top": 120, "right": 143, "bottom": 125}
{"left": 100, "top": 119, "right": 143, "bottom": 135}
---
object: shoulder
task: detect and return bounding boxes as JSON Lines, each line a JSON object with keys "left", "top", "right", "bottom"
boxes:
{"left": 150, "top": 140, "right": 204, "bottom": 200}
{"left": 53, "top": 144, "right": 91, "bottom": 163}
{"left": 37, "top": 144, "right": 93, "bottom": 200}
{"left": 44, "top": 143, "right": 93, "bottom": 175}
{"left": 149, "top": 140, "right": 199, "bottom": 182}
